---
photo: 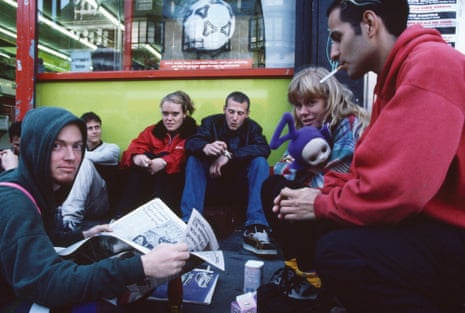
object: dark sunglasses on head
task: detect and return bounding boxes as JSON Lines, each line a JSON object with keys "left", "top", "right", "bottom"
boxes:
{"left": 340, "top": 0, "right": 382, "bottom": 7}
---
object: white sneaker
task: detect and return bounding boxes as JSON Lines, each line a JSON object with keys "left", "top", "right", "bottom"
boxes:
{"left": 242, "top": 224, "right": 278, "bottom": 256}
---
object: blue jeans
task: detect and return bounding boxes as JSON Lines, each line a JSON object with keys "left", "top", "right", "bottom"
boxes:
{"left": 181, "top": 155, "right": 270, "bottom": 227}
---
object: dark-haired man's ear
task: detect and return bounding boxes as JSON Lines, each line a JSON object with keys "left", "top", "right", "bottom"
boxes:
{"left": 362, "top": 10, "right": 379, "bottom": 37}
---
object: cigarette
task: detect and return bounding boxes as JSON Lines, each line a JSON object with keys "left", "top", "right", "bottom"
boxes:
{"left": 319, "top": 65, "right": 343, "bottom": 83}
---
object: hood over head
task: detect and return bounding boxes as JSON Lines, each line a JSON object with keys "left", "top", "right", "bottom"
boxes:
{"left": 374, "top": 25, "right": 445, "bottom": 113}
{"left": 1, "top": 107, "right": 86, "bottom": 212}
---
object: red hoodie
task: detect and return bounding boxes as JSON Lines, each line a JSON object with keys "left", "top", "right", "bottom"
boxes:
{"left": 315, "top": 25, "right": 465, "bottom": 227}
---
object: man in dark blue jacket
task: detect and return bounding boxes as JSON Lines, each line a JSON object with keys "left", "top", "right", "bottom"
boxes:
{"left": 181, "top": 91, "right": 277, "bottom": 256}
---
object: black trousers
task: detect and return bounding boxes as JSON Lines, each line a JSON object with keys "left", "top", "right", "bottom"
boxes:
{"left": 315, "top": 218, "right": 465, "bottom": 313}
{"left": 116, "top": 167, "right": 184, "bottom": 217}
{"left": 261, "top": 175, "right": 322, "bottom": 271}
{"left": 263, "top": 175, "right": 465, "bottom": 312}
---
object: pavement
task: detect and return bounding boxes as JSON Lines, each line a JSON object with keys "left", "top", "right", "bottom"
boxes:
{"left": 143, "top": 227, "right": 284, "bottom": 313}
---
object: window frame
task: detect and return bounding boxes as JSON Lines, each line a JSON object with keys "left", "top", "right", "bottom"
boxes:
{"left": 37, "top": 67, "right": 293, "bottom": 81}
{"left": 15, "top": 1, "right": 295, "bottom": 120}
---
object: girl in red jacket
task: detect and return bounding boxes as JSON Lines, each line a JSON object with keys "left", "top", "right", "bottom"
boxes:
{"left": 118, "top": 91, "right": 197, "bottom": 216}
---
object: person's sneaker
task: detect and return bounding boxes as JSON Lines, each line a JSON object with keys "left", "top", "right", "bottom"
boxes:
{"left": 287, "top": 274, "right": 319, "bottom": 300}
{"left": 269, "top": 266, "right": 319, "bottom": 300}
{"left": 242, "top": 224, "right": 278, "bottom": 256}
{"left": 257, "top": 266, "right": 296, "bottom": 313}
{"left": 269, "top": 266, "right": 297, "bottom": 291}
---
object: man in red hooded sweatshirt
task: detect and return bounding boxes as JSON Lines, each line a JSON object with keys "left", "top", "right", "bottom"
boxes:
{"left": 271, "top": 0, "right": 465, "bottom": 312}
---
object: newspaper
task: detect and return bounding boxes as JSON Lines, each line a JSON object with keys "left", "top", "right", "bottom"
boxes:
{"left": 149, "top": 267, "right": 220, "bottom": 305}
{"left": 55, "top": 198, "right": 224, "bottom": 303}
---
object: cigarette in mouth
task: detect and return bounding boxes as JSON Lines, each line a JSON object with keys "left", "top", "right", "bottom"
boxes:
{"left": 319, "top": 65, "right": 343, "bottom": 83}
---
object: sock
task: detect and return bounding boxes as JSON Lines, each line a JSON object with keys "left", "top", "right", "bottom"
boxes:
{"left": 284, "top": 258, "right": 298, "bottom": 272}
{"left": 285, "top": 259, "right": 322, "bottom": 288}
{"left": 295, "top": 268, "right": 322, "bottom": 288}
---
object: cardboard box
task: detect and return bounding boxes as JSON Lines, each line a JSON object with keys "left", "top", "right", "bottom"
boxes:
{"left": 230, "top": 292, "right": 256, "bottom": 313}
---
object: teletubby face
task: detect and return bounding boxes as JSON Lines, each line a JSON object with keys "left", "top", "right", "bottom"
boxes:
{"left": 300, "top": 137, "right": 331, "bottom": 167}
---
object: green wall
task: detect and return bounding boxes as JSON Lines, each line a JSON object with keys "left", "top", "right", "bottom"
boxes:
{"left": 36, "top": 78, "right": 291, "bottom": 164}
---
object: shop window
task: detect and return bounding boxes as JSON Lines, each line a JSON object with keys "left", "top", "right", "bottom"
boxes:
{"left": 0, "top": 0, "right": 16, "bottom": 119}
{"left": 32, "top": 0, "right": 295, "bottom": 73}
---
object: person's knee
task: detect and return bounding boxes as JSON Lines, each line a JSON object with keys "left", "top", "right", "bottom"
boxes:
{"left": 185, "top": 156, "right": 210, "bottom": 179}
{"left": 261, "top": 175, "right": 286, "bottom": 193}
{"left": 261, "top": 176, "right": 286, "bottom": 208}
{"left": 316, "top": 229, "right": 379, "bottom": 288}
{"left": 315, "top": 230, "right": 355, "bottom": 275}
{"left": 186, "top": 155, "right": 202, "bottom": 168}
{"left": 250, "top": 156, "right": 268, "bottom": 166}
{"left": 248, "top": 156, "right": 269, "bottom": 174}
{"left": 315, "top": 231, "right": 334, "bottom": 267}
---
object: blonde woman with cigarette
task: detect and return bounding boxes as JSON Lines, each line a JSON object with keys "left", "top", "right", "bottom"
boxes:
{"left": 270, "top": 66, "right": 369, "bottom": 186}
{"left": 258, "top": 66, "right": 369, "bottom": 310}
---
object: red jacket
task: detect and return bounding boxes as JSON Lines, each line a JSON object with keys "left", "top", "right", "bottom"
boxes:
{"left": 120, "top": 116, "right": 197, "bottom": 174}
{"left": 315, "top": 25, "right": 465, "bottom": 227}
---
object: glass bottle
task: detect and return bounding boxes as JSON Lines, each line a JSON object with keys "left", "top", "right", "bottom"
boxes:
{"left": 167, "top": 276, "right": 183, "bottom": 313}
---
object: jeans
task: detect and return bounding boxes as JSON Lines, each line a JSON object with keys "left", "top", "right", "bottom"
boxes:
{"left": 181, "top": 155, "right": 270, "bottom": 227}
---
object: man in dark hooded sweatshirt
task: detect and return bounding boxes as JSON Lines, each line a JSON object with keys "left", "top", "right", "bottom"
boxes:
{"left": 0, "top": 107, "right": 189, "bottom": 310}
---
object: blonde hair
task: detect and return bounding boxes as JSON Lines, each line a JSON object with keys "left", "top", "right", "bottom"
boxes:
{"left": 288, "top": 66, "right": 369, "bottom": 130}
{"left": 160, "top": 90, "right": 195, "bottom": 116}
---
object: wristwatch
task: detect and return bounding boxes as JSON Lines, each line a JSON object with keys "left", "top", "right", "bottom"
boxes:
{"left": 223, "top": 150, "right": 232, "bottom": 160}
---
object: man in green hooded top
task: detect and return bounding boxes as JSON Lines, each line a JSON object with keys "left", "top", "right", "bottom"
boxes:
{"left": 0, "top": 107, "right": 189, "bottom": 310}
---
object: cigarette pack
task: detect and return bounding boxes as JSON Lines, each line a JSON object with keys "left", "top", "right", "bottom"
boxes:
{"left": 230, "top": 292, "right": 256, "bottom": 313}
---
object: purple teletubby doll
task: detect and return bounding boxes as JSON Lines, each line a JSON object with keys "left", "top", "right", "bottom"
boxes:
{"left": 270, "top": 112, "right": 332, "bottom": 171}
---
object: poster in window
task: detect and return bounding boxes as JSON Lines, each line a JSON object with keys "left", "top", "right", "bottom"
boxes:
{"left": 407, "top": 0, "right": 461, "bottom": 48}
{"left": 160, "top": 0, "right": 258, "bottom": 70}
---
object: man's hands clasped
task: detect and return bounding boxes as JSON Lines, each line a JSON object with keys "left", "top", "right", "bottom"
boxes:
{"left": 132, "top": 154, "right": 166, "bottom": 175}
{"left": 272, "top": 187, "right": 321, "bottom": 221}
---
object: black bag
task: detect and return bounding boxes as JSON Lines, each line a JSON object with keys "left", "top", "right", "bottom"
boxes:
{"left": 257, "top": 283, "right": 342, "bottom": 313}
